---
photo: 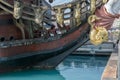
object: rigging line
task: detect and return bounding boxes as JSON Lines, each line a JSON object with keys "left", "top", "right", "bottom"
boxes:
{"left": 0, "top": 0, "right": 13, "bottom": 8}
{"left": 0, "top": 0, "right": 35, "bottom": 16}
{"left": 21, "top": 16, "right": 35, "bottom": 21}
{"left": 0, "top": 1, "right": 35, "bottom": 21}
{"left": 0, "top": 4, "right": 13, "bottom": 14}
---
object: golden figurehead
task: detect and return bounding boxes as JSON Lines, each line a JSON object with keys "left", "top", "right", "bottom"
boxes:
{"left": 87, "top": 0, "right": 120, "bottom": 45}
{"left": 88, "top": 15, "right": 108, "bottom": 45}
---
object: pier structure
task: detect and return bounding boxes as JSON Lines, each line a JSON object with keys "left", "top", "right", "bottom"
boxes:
{"left": 73, "top": 41, "right": 114, "bottom": 55}
{"left": 118, "top": 41, "right": 120, "bottom": 80}
{"left": 101, "top": 40, "right": 119, "bottom": 80}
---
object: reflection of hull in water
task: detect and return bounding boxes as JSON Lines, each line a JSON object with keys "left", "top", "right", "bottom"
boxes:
{"left": 57, "top": 55, "right": 109, "bottom": 68}
{"left": 57, "top": 55, "right": 109, "bottom": 80}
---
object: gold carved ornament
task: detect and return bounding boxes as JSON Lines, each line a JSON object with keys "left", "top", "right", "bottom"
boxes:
{"left": 103, "top": 0, "right": 108, "bottom": 4}
{"left": 88, "top": 15, "right": 108, "bottom": 45}
{"left": 13, "top": 1, "right": 23, "bottom": 19}
{"left": 90, "top": 0, "right": 96, "bottom": 14}
{"left": 74, "top": 3, "right": 81, "bottom": 26}
{"left": 56, "top": 8, "right": 64, "bottom": 26}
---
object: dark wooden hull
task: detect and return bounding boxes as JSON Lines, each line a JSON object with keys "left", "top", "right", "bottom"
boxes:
{"left": 0, "top": 24, "right": 89, "bottom": 73}
{"left": 0, "top": 36, "right": 89, "bottom": 73}
{"left": 0, "top": 23, "right": 89, "bottom": 57}
{"left": 0, "top": 10, "right": 89, "bottom": 73}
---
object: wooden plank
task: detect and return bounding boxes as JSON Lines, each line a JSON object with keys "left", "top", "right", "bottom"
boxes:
{"left": 101, "top": 53, "right": 118, "bottom": 80}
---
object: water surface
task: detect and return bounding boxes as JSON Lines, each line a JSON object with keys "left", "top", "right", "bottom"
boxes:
{"left": 0, "top": 55, "right": 109, "bottom": 80}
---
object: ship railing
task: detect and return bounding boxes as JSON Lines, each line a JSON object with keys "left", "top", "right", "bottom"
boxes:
{"left": 0, "top": 0, "right": 103, "bottom": 25}
{"left": 0, "top": 0, "right": 103, "bottom": 40}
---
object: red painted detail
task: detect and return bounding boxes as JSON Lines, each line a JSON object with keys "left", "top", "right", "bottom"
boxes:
{"left": 94, "top": 6, "right": 119, "bottom": 29}
{"left": 0, "top": 25, "right": 22, "bottom": 40}
{"left": 0, "top": 14, "right": 22, "bottom": 40}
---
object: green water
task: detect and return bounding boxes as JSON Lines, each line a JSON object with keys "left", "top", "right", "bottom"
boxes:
{"left": 0, "top": 55, "right": 109, "bottom": 80}
{"left": 0, "top": 69, "right": 64, "bottom": 80}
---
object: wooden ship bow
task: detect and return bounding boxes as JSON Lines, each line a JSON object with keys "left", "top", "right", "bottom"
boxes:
{"left": 0, "top": 0, "right": 105, "bottom": 73}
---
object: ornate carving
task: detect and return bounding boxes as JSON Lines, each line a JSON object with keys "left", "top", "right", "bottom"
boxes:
{"left": 88, "top": 15, "right": 100, "bottom": 28}
{"left": 90, "top": 0, "right": 96, "bottom": 14}
{"left": 34, "top": 8, "right": 43, "bottom": 25}
{"left": 56, "top": 8, "right": 64, "bottom": 27}
{"left": 74, "top": 3, "right": 81, "bottom": 26}
{"left": 1, "top": 0, "right": 107, "bottom": 41}
{"left": 88, "top": 15, "right": 108, "bottom": 45}
{"left": 13, "top": 1, "right": 23, "bottom": 19}
{"left": 90, "top": 27, "right": 108, "bottom": 45}
{"left": 103, "top": 0, "right": 108, "bottom": 4}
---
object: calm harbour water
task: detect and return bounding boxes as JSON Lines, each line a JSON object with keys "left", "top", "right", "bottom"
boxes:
{"left": 0, "top": 55, "right": 109, "bottom": 80}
